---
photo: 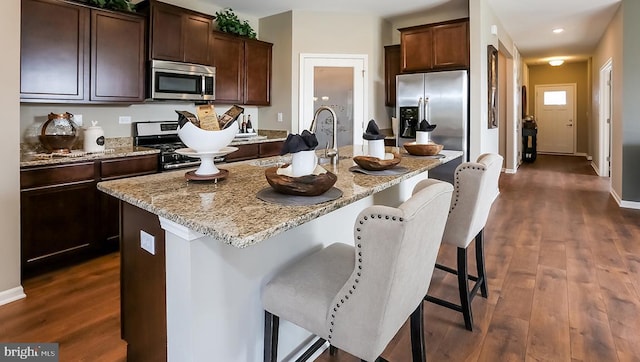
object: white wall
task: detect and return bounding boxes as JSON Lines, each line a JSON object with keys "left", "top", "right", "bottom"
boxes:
{"left": 592, "top": 6, "right": 623, "bottom": 197}
{"left": 0, "top": 0, "right": 24, "bottom": 305}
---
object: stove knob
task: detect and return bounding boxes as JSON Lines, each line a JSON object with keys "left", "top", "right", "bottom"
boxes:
{"left": 172, "top": 154, "right": 180, "bottom": 161}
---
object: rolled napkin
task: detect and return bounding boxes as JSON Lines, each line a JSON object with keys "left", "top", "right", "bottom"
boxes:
{"left": 362, "top": 119, "right": 386, "bottom": 140}
{"left": 418, "top": 119, "right": 437, "bottom": 132}
{"left": 280, "top": 130, "right": 319, "bottom": 155}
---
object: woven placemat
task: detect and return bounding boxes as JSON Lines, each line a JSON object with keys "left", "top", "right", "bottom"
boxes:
{"left": 256, "top": 187, "right": 343, "bottom": 206}
{"left": 348, "top": 166, "right": 409, "bottom": 176}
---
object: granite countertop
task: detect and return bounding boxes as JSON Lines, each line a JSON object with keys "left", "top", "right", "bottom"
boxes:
{"left": 20, "top": 145, "right": 159, "bottom": 168}
{"left": 98, "top": 146, "right": 461, "bottom": 248}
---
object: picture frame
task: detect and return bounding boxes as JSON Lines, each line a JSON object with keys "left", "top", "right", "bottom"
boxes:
{"left": 488, "top": 45, "right": 498, "bottom": 129}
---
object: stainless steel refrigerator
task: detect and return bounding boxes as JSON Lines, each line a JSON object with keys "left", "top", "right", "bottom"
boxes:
{"left": 396, "top": 70, "right": 469, "bottom": 183}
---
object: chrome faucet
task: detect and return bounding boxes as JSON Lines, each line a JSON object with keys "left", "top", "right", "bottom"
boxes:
{"left": 309, "top": 106, "right": 339, "bottom": 165}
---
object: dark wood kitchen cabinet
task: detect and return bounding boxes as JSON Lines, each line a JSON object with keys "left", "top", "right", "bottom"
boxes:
{"left": 139, "top": 0, "right": 212, "bottom": 65}
{"left": 399, "top": 18, "right": 469, "bottom": 73}
{"left": 20, "top": 0, "right": 89, "bottom": 101}
{"left": 20, "top": 154, "right": 159, "bottom": 278}
{"left": 20, "top": 0, "right": 146, "bottom": 103}
{"left": 99, "top": 154, "right": 160, "bottom": 249}
{"left": 224, "top": 140, "right": 284, "bottom": 162}
{"left": 384, "top": 44, "right": 401, "bottom": 106}
{"left": 90, "top": 9, "right": 146, "bottom": 102}
{"left": 20, "top": 162, "right": 98, "bottom": 277}
{"left": 210, "top": 31, "right": 273, "bottom": 106}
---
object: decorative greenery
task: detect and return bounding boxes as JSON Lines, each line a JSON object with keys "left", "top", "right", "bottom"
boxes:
{"left": 86, "top": 0, "right": 134, "bottom": 12}
{"left": 214, "top": 8, "right": 256, "bottom": 39}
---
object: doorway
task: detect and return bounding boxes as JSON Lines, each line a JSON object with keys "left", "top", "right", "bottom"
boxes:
{"left": 534, "top": 84, "right": 577, "bottom": 154}
{"left": 599, "top": 59, "right": 612, "bottom": 177}
{"left": 299, "top": 54, "right": 367, "bottom": 146}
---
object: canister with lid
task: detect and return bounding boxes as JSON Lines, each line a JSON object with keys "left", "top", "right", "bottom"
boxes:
{"left": 84, "top": 121, "right": 105, "bottom": 153}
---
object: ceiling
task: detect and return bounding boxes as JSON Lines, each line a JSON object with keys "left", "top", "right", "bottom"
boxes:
{"left": 201, "top": 0, "right": 622, "bottom": 65}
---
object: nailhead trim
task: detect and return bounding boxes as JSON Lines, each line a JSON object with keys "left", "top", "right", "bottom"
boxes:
{"left": 327, "top": 212, "right": 404, "bottom": 342}
{"left": 450, "top": 163, "right": 487, "bottom": 212}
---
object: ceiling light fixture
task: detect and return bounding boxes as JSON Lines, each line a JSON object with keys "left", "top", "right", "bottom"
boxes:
{"left": 552, "top": 28, "right": 564, "bottom": 34}
{"left": 549, "top": 59, "right": 564, "bottom": 66}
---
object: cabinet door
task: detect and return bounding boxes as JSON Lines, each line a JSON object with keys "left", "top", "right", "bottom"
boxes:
{"left": 183, "top": 14, "right": 211, "bottom": 65}
{"left": 100, "top": 154, "right": 159, "bottom": 247}
{"left": 210, "top": 32, "right": 244, "bottom": 104}
{"left": 20, "top": 0, "right": 89, "bottom": 101}
{"left": 259, "top": 141, "right": 284, "bottom": 158}
{"left": 225, "top": 144, "right": 259, "bottom": 162}
{"left": 244, "top": 40, "right": 272, "bottom": 106}
{"left": 432, "top": 21, "right": 469, "bottom": 69}
{"left": 401, "top": 27, "right": 433, "bottom": 73}
{"left": 151, "top": 3, "right": 183, "bottom": 61}
{"left": 384, "top": 45, "right": 401, "bottom": 106}
{"left": 91, "top": 10, "right": 146, "bottom": 102}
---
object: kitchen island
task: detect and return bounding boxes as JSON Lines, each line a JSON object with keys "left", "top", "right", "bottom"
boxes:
{"left": 97, "top": 146, "right": 461, "bottom": 362}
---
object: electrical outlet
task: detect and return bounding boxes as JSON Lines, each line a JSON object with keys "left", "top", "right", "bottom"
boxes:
{"left": 119, "top": 116, "right": 132, "bottom": 124}
{"left": 74, "top": 114, "right": 83, "bottom": 127}
{"left": 140, "top": 230, "right": 155, "bottom": 255}
{"left": 277, "top": 112, "right": 283, "bottom": 122}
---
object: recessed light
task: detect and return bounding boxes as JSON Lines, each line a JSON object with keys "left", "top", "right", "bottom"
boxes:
{"left": 549, "top": 59, "right": 564, "bottom": 66}
{"left": 552, "top": 28, "right": 564, "bottom": 34}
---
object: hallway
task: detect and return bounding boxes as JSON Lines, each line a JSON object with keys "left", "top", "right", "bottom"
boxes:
{"left": 1, "top": 155, "right": 639, "bottom": 361}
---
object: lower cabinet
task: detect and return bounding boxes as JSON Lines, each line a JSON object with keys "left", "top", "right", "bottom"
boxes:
{"left": 20, "top": 154, "right": 158, "bottom": 278}
{"left": 225, "top": 140, "right": 284, "bottom": 162}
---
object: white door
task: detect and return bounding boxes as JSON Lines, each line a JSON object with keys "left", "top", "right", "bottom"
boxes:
{"left": 535, "top": 84, "right": 576, "bottom": 154}
{"left": 299, "top": 54, "right": 367, "bottom": 146}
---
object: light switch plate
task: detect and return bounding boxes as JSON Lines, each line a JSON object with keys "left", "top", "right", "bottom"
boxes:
{"left": 140, "top": 230, "right": 155, "bottom": 255}
{"left": 119, "top": 116, "right": 132, "bottom": 124}
{"left": 277, "top": 113, "right": 283, "bottom": 122}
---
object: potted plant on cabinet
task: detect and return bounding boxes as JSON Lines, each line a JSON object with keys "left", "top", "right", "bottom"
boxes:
{"left": 214, "top": 8, "right": 256, "bottom": 39}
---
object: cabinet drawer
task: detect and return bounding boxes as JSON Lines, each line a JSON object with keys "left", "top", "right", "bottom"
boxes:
{"left": 225, "top": 144, "right": 259, "bottom": 162}
{"left": 21, "top": 162, "right": 95, "bottom": 190}
{"left": 101, "top": 154, "right": 159, "bottom": 180}
{"left": 259, "top": 141, "right": 284, "bottom": 158}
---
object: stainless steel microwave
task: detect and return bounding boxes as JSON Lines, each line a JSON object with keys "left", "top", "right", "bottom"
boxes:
{"left": 150, "top": 60, "right": 215, "bottom": 101}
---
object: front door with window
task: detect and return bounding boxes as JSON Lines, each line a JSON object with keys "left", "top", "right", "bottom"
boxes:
{"left": 535, "top": 84, "right": 576, "bottom": 154}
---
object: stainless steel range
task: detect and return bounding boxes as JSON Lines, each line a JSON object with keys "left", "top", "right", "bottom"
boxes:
{"left": 133, "top": 121, "right": 221, "bottom": 171}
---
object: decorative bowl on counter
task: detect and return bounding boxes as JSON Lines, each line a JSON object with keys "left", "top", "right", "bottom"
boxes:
{"left": 178, "top": 121, "right": 238, "bottom": 153}
{"left": 403, "top": 142, "right": 444, "bottom": 156}
{"left": 39, "top": 112, "right": 78, "bottom": 153}
{"left": 265, "top": 164, "right": 337, "bottom": 196}
{"left": 353, "top": 153, "right": 401, "bottom": 171}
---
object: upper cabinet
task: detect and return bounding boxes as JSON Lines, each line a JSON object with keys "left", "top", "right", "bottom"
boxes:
{"left": 20, "top": 0, "right": 146, "bottom": 103}
{"left": 384, "top": 45, "right": 401, "bottom": 107}
{"left": 399, "top": 18, "right": 469, "bottom": 73}
{"left": 139, "top": 0, "right": 212, "bottom": 65}
{"left": 210, "top": 31, "right": 272, "bottom": 106}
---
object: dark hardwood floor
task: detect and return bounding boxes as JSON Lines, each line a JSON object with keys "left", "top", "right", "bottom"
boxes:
{"left": 1, "top": 155, "right": 639, "bottom": 361}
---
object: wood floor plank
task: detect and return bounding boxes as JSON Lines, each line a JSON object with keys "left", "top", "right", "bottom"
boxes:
{"left": 526, "top": 266, "right": 571, "bottom": 361}
{"left": 477, "top": 313, "right": 529, "bottom": 362}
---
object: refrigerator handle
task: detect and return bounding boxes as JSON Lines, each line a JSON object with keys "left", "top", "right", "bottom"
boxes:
{"left": 424, "top": 97, "right": 430, "bottom": 122}
{"left": 417, "top": 97, "right": 423, "bottom": 123}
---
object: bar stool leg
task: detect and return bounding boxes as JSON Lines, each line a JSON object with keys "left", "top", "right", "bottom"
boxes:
{"left": 264, "top": 311, "right": 279, "bottom": 362}
{"left": 475, "top": 229, "right": 488, "bottom": 298}
{"left": 410, "top": 302, "right": 426, "bottom": 362}
{"left": 457, "top": 247, "right": 473, "bottom": 331}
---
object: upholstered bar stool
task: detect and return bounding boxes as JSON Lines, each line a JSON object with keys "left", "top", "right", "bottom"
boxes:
{"left": 262, "top": 179, "right": 453, "bottom": 362}
{"left": 424, "top": 153, "right": 503, "bottom": 331}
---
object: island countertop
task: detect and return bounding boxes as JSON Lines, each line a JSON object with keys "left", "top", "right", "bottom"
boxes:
{"left": 97, "top": 146, "right": 461, "bottom": 248}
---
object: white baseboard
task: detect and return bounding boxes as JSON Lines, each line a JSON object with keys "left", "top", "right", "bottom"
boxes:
{"left": 0, "top": 286, "right": 26, "bottom": 307}
{"left": 503, "top": 168, "right": 517, "bottom": 174}
{"left": 610, "top": 189, "right": 640, "bottom": 209}
{"left": 591, "top": 162, "right": 600, "bottom": 176}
